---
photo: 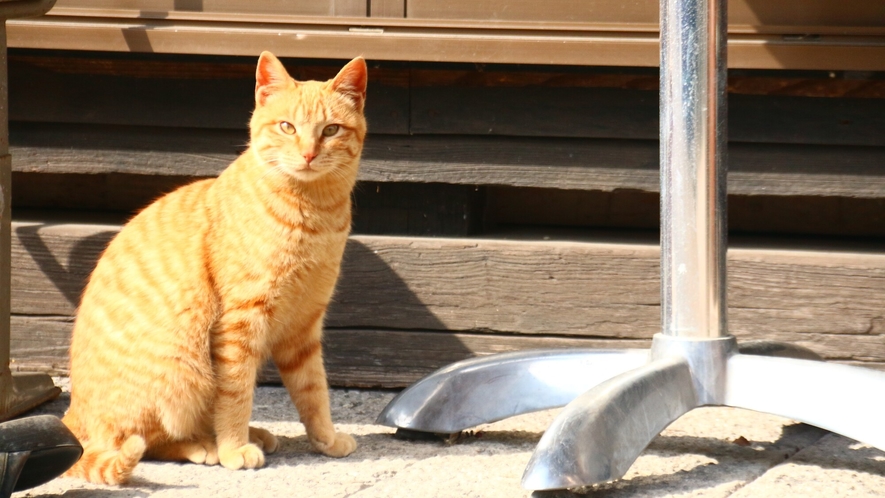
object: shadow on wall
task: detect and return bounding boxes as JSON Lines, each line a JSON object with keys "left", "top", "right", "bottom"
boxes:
{"left": 266, "top": 239, "right": 472, "bottom": 389}
{"left": 14, "top": 223, "right": 114, "bottom": 308}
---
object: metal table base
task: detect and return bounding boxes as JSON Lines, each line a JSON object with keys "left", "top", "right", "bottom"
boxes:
{"left": 377, "top": 0, "right": 885, "bottom": 491}
{"left": 378, "top": 336, "right": 885, "bottom": 490}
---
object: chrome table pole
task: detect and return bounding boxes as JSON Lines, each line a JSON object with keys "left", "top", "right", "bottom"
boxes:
{"left": 660, "top": 0, "right": 728, "bottom": 342}
{"left": 378, "top": 0, "right": 885, "bottom": 490}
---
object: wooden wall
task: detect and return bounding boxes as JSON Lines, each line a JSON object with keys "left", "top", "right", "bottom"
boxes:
{"left": 7, "top": 50, "right": 885, "bottom": 387}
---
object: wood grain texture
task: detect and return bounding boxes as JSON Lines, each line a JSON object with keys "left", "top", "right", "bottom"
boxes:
{"left": 11, "top": 217, "right": 885, "bottom": 342}
{"left": 8, "top": 55, "right": 409, "bottom": 134}
{"left": 411, "top": 85, "right": 885, "bottom": 146}
{"left": 11, "top": 123, "right": 885, "bottom": 198}
{"left": 11, "top": 317, "right": 884, "bottom": 388}
{"left": 10, "top": 315, "right": 650, "bottom": 386}
{"left": 410, "top": 67, "right": 885, "bottom": 99}
{"left": 9, "top": 50, "right": 884, "bottom": 144}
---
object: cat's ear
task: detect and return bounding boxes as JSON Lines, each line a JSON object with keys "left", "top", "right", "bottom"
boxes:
{"left": 331, "top": 57, "right": 368, "bottom": 110}
{"left": 255, "top": 51, "right": 291, "bottom": 106}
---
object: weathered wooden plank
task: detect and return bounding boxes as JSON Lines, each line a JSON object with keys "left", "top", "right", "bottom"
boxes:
{"left": 8, "top": 54, "right": 409, "bottom": 134}
{"left": 411, "top": 83, "right": 885, "bottom": 146}
{"left": 9, "top": 51, "right": 885, "bottom": 144}
{"left": 11, "top": 176, "right": 483, "bottom": 233}
{"left": 11, "top": 217, "right": 119, "bottom": 315}
{"left": 411, "top": 67, "right": 885, "bottom": 100}
{"left": 10, "top": 315, "right": 650, "bottom": 386}
{"left": 11, "top": 173, "right": 484, "bottom": 235}
{"left": 12, "top": 172, "right": 197, "bottom": 213}
{"left": 9, "top": 315, "right": 72, "bottom": 376}
{"left": 10, "top": 217, "right": 885, "bottom": 343}
{"left": 10, "top": 123, "right": 243, "bottom": 177}
{"left": 11, "top": 124, "right": 885, "bottom": 198}
{"left": 11, "top": 316, "right": 884, "bottom": 389}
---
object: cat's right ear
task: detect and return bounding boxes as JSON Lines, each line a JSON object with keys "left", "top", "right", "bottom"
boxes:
{"left": 255, "top": 51, "right": 291, "bottom": 106}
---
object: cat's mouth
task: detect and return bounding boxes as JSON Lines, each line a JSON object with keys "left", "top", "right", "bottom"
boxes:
{"left": 286, "top": 164, "right": 326, "bottom": 180}
{"left": 295, "top": 164, "right": 318, "bottom": 173}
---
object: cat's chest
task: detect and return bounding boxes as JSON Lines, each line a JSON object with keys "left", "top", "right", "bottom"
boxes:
{"left": 266, "top": 228, "right": 348, "bottom": 289}
{"left": 262, "top": 230, "right": 347, "bottom": 332}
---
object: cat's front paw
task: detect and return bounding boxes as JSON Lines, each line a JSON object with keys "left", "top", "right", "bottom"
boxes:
{"left": 311, "top": 432, "right": 357, "bottom": 458}
{"left": 219, "top": 443, "right": 265, "bottom": 470}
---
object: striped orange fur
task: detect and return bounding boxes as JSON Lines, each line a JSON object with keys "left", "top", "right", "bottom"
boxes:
{"left": 62, "top": 52, "right": 367, "bottom": 484}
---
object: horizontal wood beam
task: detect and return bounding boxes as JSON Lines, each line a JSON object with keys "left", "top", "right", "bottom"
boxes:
{"left": 9, "top": 215, "right": 885, "bottom": 386}
{"left": 11, "top": 318, "right": 884, "bottom": 389}
{"left": 10, "top": 316, "right": 652, "bottom": 387}
{"left": 8, "top": 16, "right": 885, "bottom": 70}
{"left": 10, "top": 124, "right": 885, "bottom": 198}
{"left": 410, "top": 86, "right": 885, "bottom": 147}
{"left": 9, "top": 54, "right": 883, "bottom": 147}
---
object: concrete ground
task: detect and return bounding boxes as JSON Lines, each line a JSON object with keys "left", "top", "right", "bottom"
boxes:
{"left": 14, "top": 379, "right": 885, "bottom": 498}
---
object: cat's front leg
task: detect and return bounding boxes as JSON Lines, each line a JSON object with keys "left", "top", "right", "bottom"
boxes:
{"left": 212, "top": 315, "right": 267, "bottom": 470}
{"left": 273, "top": 318, "right": 357, "bottom": 458}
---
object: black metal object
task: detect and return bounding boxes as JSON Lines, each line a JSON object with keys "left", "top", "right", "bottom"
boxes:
{"left": 0, "top": 415, "right": 81, "bottom": 496}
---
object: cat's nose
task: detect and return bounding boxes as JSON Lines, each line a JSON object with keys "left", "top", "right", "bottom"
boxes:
{"left": 302, "top": 152, "right": 317, "bottom": 164}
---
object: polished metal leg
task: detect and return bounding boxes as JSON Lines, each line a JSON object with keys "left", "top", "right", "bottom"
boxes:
{"left": 725, "top": 354, "right": 885, "bottom": 452}
{"left": 377, "top": 349, "right": 648, "bottom": 433}
{"left": 521, "top": 334, "right": 730, "bottom": 489}
{"left": 521, "top": 355, "right": 696, "bottom": 490}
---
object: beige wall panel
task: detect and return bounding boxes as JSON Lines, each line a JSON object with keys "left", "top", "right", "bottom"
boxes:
{"left": 371, "top": 0, "right": 405, "bottom": 18}
{"left": 53, "top": 0, "right": 367, "bottom": 17}
{"left": 406, "top": 0, "right": 885, "bottom": 32}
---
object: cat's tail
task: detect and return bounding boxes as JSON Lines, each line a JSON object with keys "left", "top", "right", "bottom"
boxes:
{"left": 64, "top": 434, "right": 147, "bottom": 484}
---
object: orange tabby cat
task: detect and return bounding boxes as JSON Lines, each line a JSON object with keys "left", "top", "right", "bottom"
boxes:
{"left": 62, "top": 52, "right": 366, "bottom": 484}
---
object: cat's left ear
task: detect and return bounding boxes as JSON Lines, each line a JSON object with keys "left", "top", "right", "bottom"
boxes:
{"left": 255, "top": 51, "right": 291, "bottom": 106}
{"left": 331, "top": 57, "right": 368, "bottom": 110}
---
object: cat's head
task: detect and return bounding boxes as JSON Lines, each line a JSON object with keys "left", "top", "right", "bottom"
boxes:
{"left": 249, "top": 52, "right": 367, "bottom": 184}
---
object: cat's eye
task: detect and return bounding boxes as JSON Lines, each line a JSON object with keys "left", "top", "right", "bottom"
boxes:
{"left": 280, "top": 121, "right": 296, "bottom": 135}
{"left": 322, "top": 124, "right": 340, "bottom": 137}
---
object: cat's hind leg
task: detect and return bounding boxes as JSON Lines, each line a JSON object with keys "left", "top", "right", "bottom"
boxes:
{"left": 64, "top": 435, "right": 146, "bottom": 485}
{"left": 249, "top": 426, "right": 279, "bottom": 454}
{"left": 147, "top": 439, "right": 219, "bottom": 465}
